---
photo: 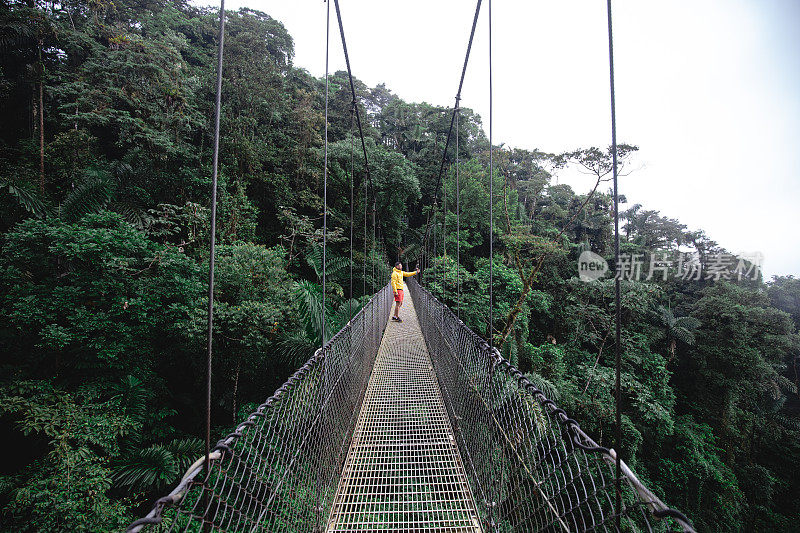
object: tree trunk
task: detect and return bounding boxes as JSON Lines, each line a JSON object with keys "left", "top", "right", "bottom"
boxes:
{"left": 498, "top": 174, "right": 605, "bottom": 349}
{"left": 39, "top": 79, "right": 44, "bottom": 191}
{"left": 38, "top": 37, "right": 44, "bottom": 192}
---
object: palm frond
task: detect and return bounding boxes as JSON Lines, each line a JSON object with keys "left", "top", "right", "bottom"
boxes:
{"left": 163, "top": 437, "right": 204, "bottom": 474}
{"left": 292, "top": 280, "right": 327, "bottom": 344}
{"left": 775, "top": 374, "right": 798, "bottom": 395}
{"left": 330, "top": 298, "right": 363, "bottom": 331}
{"left": 305, "top": 245, "right": 351, "bottom": 280}
{"left": 112, "top": 375, "right": 149, "bottom": 428}
{"left": 672, "top": 327, "right": 696, "bottom": 346}
{"left": 326, "top": 257, "right": 351, "bottom": 278}
{"left": 0, "top": 19, "right": 36, "bottom": 50}
{"left": 674, "top": 316, "right": 701, "bottom": 330}
{"left": 277, "top": 331, "right": 317, "bottom": 365}
{"left": 60, "top": 168, "right": 115, "bottom": 221}
{"left": 656, "top": 305, "right": 676, "bottom": 329}
{"left": 112, "top": 445, "right": 178, "bottom": 492}
{"left": 111, "top": 201, "right": 148, "bottom": 229}
{"left": 2, "top": 181, "right": 47, "bottom": 217}
{"left": 524, "top": 371, "right": 561, "bottom": 401}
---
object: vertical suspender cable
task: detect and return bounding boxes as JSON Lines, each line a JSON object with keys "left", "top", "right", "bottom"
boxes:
{"left": 443, "top": 170, "right": 447, "bottom": 299}
{"left": 433, "top": 202, "right": 437, "bottom": 275}
{"left": 372, "top": 195, "right": 376, "bottom": 351}
{"left": 486, "top": 3, "right": 496, "bottom": 518}
{"left": 488, "top": 0, "right": 494, "bottom": 345}
{"left": 322, "top": 0, "right": 330, "bottom": 345}
{"left": 606, "top": 0, "right": 622, "bottom": 527}
{"left": 456, "top": 102, "right": 461, "bottom": 318}
{"left": 364, "top": 170, "right": 367, "bottom": 297}
{"left": 205, "top": 0, "right": 225, "bottom": 477}
{"left": 486, "top": 4, "right": 498, "bottom": 519}
{"left": 318, "top": 5, "right": 331, "bottom": 527}
{"left": 349, "top": 106, "right": 355, "bottom": 316}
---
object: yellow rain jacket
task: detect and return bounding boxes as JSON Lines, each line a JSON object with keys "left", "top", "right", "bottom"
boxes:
{"left": 391, "top": 267, "right": 417, "bottom": 292}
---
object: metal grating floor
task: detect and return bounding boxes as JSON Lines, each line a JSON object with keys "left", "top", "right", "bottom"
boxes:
{"left": 327, "top": 283, "right": 482, "bottom": 533}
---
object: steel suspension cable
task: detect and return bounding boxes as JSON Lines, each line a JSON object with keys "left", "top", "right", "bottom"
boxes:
{"left": 333, "top": 0, "right": 371, "bottom": 192}
{"left": 488, "top": 0, "right": 493, "bottom": 345}
{"left": 322, "top": 0, "right": 330, "bottom": 345}
{"left": 349, "top": 105, "right": 355, "bottom": 317}
{"left": 606, "top": 0, "right": 622, "bottom": 527}
{"left": 372, "top": 195, "right": 377, "bottom": 351}
{"left": 456, "top": 101, "right": 461, "bottom": 318}
{"left": 205, "top": 0, "right": 225, "bottom": 478}
{"left": 421, "top": 0, "right": 483, "bottom": 273}
{"left": 443, "top": 170, "right": 447, "bottom": 300}
{"left": 433, "top": 201, "right": 437, "bottom": 276}
{"left": 363, "top": 166, "right": 367, "bottom": 297}
{"left": 331, "top": 0, "right": 383, "bottom": 296}
{"left": 487, "top": 1, "right": 496, "bottom": 524}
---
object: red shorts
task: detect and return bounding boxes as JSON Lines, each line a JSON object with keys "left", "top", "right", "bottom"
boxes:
{"left": 394, "top": 289, "right": 404, "bottom": 303}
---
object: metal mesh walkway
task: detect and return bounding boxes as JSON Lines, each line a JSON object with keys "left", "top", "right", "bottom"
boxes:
{"left": 327, "top": 283, "right": 482, "bottom": 533}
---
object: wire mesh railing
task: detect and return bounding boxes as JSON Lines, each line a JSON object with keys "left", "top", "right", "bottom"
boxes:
{"left": 128, "top": 284, "right": 393, "bottom": 532}
{"left": 406, "top": 278, "right": 694, "bottom": 533}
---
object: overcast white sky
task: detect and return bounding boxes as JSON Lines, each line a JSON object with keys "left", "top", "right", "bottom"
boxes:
{"left": 197, "top": 0, "right": 799, "bottom": 277}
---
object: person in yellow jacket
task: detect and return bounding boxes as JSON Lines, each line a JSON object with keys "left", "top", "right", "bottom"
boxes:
{"left": 391, "top": 262, "right": 419, "bottom": 322}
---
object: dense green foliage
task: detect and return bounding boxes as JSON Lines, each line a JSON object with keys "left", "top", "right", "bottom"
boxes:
{"left": 1, "top": 1, "right": 798, "bottom": 531}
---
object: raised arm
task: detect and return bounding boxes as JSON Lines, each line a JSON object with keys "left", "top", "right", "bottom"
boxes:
{"left": 402, "top": 269, "right": 419, "bottom": 277}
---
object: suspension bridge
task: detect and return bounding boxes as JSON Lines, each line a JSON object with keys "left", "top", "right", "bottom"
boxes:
{"left": 128, "top": 279, "right": 692, "bottom": 532}
{"left": 128, "top": 0, "right": 694, "bottom": 531}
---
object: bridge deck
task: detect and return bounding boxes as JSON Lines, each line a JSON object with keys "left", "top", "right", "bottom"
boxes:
{"left": 326, "top": 283, "right": 481, "bottom": 533}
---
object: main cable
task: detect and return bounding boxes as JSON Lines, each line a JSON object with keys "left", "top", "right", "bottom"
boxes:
{"left": 421, "top": 0, "right": 483, "bottom": 271}
{"left": 333, "top": 0, "right": 371, "bottom": 193}
{"left": 332, "top": 0, "right": 384, "bottom": 294}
